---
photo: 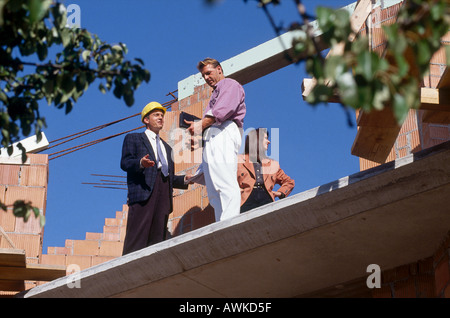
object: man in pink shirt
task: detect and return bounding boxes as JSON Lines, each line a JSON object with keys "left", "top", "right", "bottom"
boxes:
{"left": 186, "top": 58, "right": 246, "bottom": 221}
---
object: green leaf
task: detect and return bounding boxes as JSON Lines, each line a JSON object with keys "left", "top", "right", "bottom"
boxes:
{"left": 393, "top": 93, "right": 408, "bottom": 124}
{"left": 82, "top": 50, "right": 91, "bottom": 62}
{"left": 134, "top": 58, "right": 144, "bottom": 65}
{"left": 124, "top": 91, "right": 134, "bottom": 106}
{"left": 0, "top": 91, "right": 8, "bottom": 104}
{"left": 113, "top": 82, "right": 124, "bottom": 98}
{"left": 395, "top": 54, "right": 409, "bottom": 77}
{"left": 324, "top": 55, "right": 346, "bottom": 82}
{"left": 65, "top": 99, "right": 73, "bottom": 114}
{"left": 39, "top": 214, "right": 46, "bottom": 227}
{"left": 59, "top": 28, "right": 71, "bottom": 47}
{"left": 307, "top": 83, "right": 333, "bottom": 104}
{"left": 383, "top": 24, "right": 398, "bottom": 48}
{"left": 416, "top": 40, "right": 431, "bottom": 66}
{"left": 37, "top": 43, "right": 48, "bottom": 61}
{"left": 75, "top": 72, "right": 87, "bottom": 91}
{"left": 355, "top": 83, "right": 372, "bottom": 112}
{"left": 32, "top": 207, "right": 40, "bottom": 217}
{"left": 316, "top": 7, "right": 333, "bottom": 31}
{"left": 42, "top": 78, "right": 55, "bottom": 95}
{"left": 306, "top": 56, "right": 324, "bottom": 79}
{"left": 430, "top": 2, "right": 444, "bottom": 21}
{"left": 356, "top": 51, "right": 384, "bottom": 82}
{"left": 336, "top": 72, "right": 358, "bottom": 108}
{"left": 373, "top": 83, "right": 390, "bottom": 110}
{"left": 28, "top": 0, "right": 52, "bottom": 24}
{"left": 99, "top": 83, "right": 106, "bottom": 94}
{"left": 60, "top": 74, "right": 75, "bottom": 93}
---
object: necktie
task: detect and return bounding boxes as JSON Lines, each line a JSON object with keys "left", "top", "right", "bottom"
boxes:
{"left": 156, "top": 135, "right": 169, "bottom": 177}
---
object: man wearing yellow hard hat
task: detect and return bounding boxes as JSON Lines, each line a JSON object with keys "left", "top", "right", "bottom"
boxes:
{"left": 120, "top": 101, "right": 189, "bottom": 255}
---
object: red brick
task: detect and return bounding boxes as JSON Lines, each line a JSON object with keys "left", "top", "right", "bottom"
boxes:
{"left": 104, "top": 218, "right": 120, "bottom": 226}
{"left": 102, "top": 232, "right": 120, "bottom": 241}
{"left": 85, "top": 232, "right": 102, "bottom": 240}
{"left": 103, "top": 225, "right": 120, "bottom": 234}
{"left": 429, "top": 126, "right": 450, "bottom": 140}
{"left": 394, "top": 278, "right": 416, "bottom": 298}
{"left": 371, "top": 285, "right": 392, "bottom": 298}
{"left": 415, "top": 274, "right": 436, "bottom": 297}
{"left": 0, "top": 165, "right": 20, "bottom": 185}
{"left": 20, "top": 165, "right": 48, "bottom": 187}
{"left": 444, "top": 284, "right": 450, "bottom": 298}
{"left": 46, "top": 246, "right": 70, "bottom": 255}
{"left": 28, "top": 154, "right": 48, "bottom": 165}
{"left": 0, "top": 209, "right": 16, "bottom": 232}
{"left": 98, "top": 240, "right": 123, "bottom": 257}
{"left": 4, "top": 186, "right": 46, "bottom": 210}
{"left": 65, "top": 239, "right": 74, "bottom": 249}
{"left": 119, "top": 227, "right": 126, "bottom": 241}
{"left": 417, "top": 257, "right": 434, "bottom": 274}
{"left": 396, "top": 134, "right": 407, "bottom": 149}
{"left": 7, "top": 233, "right": 41, "bottom": 259}
{"left": 434, "top": 254, "right": 450, "bottom": 296}
{"left": 14, "top": 213, "right": 43, "bottom": 235}
{"left": 116, "top": 210, "right": 126, "bottom": 219}
{"left": 66, "top": 255, "right": 92, "bottom": 270}
{"left": 41, "top": 254, "right": 66, "bottom": 266}
{"left": 73, "top": 240, "right": 99, "bottom": 256}
{"left": 92, "top": 256, "right": 115, "bottom": 266}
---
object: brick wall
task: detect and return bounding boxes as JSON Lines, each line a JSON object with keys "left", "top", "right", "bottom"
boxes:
{"left": 40, "top": 205, "right": 128, "bottom": 274}
{"left": 359, "top": 3, "right": 450, "bottom": 299}
{"left": 0, "top": 154, "right": 48, "bottom": 256}
{"left": 0, "top": 154, "right": 49, "bottom": 291}
{"left": 372, "top": 232, "right": 450, "bottom": 298}
{"left": 167, "top": 83, "right": 216, "bottom": 237}
{"left": 358, "top": 3, "right": 450, "bottom": 171}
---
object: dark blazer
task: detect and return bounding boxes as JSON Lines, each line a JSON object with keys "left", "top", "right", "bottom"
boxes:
{"left": 120, "top": 132, "right": 188, "bottom": 209}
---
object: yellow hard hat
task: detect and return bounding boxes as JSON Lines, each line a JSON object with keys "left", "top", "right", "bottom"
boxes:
{"left": 141, "top": 101, "right": 166, "bottom": 123}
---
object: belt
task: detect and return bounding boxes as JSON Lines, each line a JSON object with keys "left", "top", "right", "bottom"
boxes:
{"left": 253, "top": 184, "right": 265, "bottom": 189}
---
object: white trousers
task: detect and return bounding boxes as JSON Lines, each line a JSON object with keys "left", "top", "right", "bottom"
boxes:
{"left": 200, "top": 121, "right": 242, "bottom": 222}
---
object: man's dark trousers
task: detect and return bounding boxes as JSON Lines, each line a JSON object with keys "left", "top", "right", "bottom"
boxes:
{"left": 122, "top": 171, "right": 170, "bottom": 255}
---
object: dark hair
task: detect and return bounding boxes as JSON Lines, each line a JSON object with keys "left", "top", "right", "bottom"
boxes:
{"left": 244, "top": 128, "right": 269, "bottom": 162}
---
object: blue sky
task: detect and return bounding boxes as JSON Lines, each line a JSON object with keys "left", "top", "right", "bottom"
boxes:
{"left": 37, "top": 0, "right": 359, "bottom": 251}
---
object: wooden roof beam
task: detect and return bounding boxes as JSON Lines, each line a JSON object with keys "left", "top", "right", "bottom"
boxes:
{"left": 0, "top": 264, "right": 66, "bottom": 282}
{"left": 421, "top": 67, "right": 450, "bottom": 124}
{"left": 0, "top": 248, "right": 66, "bottom": 293}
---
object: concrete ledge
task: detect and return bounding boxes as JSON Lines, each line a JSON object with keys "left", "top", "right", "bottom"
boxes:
{"left": 0, "top": 133, "right": 49, "bottom": 159}
{"left": 22, "top": 140, "right": 450, "bottom": 298}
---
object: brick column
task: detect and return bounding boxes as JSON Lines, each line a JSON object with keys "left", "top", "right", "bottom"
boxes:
{"left": 166, "top": 83, "right": 216, "bottom": 237}
{"left": 0, "top": 154, "right": 49, "bottom": 291}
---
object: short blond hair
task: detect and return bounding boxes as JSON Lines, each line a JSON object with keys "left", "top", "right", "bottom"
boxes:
{"left": 197, "top": 57, "right": 222, "bottom": 72}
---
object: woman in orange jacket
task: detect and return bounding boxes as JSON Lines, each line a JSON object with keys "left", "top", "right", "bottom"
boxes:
{"left": 237, "top": 128, "right": 295, "bottom": 213}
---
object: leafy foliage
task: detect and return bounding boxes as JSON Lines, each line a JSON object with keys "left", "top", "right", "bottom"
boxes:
{"left": 0, "top": 0, "right": 150, "bottom": 226}
{"left": 0, "top": 0, "right": 150, "bottom": 154}
{"left": 251, "top": 0, "right": 450, "bottom": 124}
